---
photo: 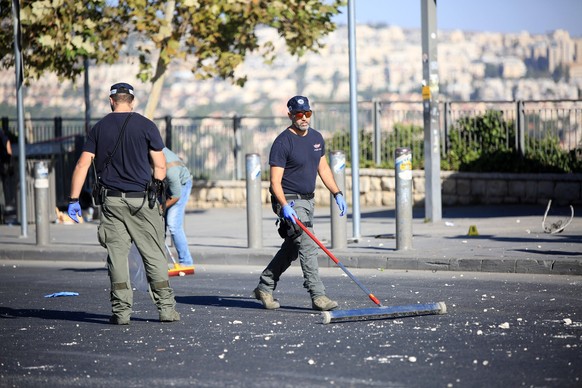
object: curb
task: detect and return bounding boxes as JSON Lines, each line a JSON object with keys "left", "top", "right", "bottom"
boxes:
{"left": 4, "top": 247, "right": 579, "bottom": 276}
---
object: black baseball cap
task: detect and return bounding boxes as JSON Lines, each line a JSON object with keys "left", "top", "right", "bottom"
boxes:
{"left": 110, "top": 83, "right": 134, "bottom": 96}
{"left": 287, "top": 96, "right": 310, "bottom": 112}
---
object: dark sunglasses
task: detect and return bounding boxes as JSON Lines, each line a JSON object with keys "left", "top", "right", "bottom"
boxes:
{"left": 291, "top": 111, "right": 312, "bottom": 120}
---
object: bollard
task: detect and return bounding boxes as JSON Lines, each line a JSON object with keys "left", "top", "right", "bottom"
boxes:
{"left": 34, "top": 161, "right": 50, "bottom": 246}
{"left": 245, "top": 153, "right": 262, "bottom": 248}
{"left": 330, "top": 151, "right": 347, "bottom": 249}
{"left": 395, "top": 148, "right": 413, "bottom": 250}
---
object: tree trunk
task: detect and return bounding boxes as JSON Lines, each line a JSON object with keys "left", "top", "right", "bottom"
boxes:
{"left": 144, "top": 0, "right": 175, "bottom": 120}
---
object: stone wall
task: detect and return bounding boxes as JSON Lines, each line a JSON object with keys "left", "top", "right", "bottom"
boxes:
{"left": 188, "top": 170, "right": 582, "bottom": 209}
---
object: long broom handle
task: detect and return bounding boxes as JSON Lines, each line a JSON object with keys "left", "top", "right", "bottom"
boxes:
{"left": 294, "top": 217, "right": 383, "bottom": 307}
{"left": 165, "top": 243, "right": 177, "bottom": 265}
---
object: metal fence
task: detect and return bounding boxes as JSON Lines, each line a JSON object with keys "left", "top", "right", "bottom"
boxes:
{"left": 1, "top": 99, "right": 581, "bottom": 206}
{"left": 316, "top": 99, "right": 582, "bottom": 169}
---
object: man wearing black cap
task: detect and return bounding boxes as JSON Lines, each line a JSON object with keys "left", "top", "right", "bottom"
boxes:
{"left": 67, "top": 82, "right": 180, "bottom": 325}
{"left": 253, "top": 95, "right": 347, "bottom": 311}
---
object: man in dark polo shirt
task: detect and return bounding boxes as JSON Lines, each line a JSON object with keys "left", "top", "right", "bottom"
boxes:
{"left": 67, "top": 82, "right": 179, "bottom": 325}
{"left": 253, "top": 95, "right": 347, "bottom": 311}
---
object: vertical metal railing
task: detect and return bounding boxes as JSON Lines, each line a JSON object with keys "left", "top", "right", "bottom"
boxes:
{"left": 0, "top": 98, "right": 580, "bottom": 206}
{"left": 516, "top": 100, "right": 525, "bottom": 156}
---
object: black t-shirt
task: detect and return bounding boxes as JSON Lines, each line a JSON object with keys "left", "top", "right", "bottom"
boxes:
{"left": 269, "top": 127, "right": 325, "bottom": 194}
{"left": 83, "top": 112, "right": 164, "bottom": 192}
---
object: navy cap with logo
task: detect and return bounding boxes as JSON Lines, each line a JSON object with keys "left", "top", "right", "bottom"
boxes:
{"left": 287, "top": 96, "right": 310, "bottom": 112}
{"left": 110, "top": 83, "right": 134, "bottom": 96}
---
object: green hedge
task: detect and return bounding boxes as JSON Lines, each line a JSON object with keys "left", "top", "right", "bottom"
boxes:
{"left": 330, "top": 110, "right": 582, "bottom": 173}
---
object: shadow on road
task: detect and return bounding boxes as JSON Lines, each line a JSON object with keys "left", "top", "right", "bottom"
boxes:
{"left": 444, "top": 234, "right": 582, "bottom": 246}
{"left": 361, "top": 204, "right": 550, "bottom": 220}
{"left": 0, "top": 307, "right": 117, "bottom": 325}
{"left": 176, "top": 295, "right": 315, "bottom": 314}
{"left": 512, "top": 248, "right": 582, "bottom": 256}
{"left": 61, "top": 267, "right": 107, "bottom": 273}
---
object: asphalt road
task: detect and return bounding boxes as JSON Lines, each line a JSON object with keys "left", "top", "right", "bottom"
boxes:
{"left": 1, "top": 260, "right": 581, "bottom": 387}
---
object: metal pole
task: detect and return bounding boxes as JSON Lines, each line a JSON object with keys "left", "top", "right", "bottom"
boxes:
{"left": 84, "top": 57, "right": 91, "bottom": 135}
{"left": 165, "top": 115, "right": 173, "bottom": 149}
{"left": 34, "top": 161, "right": 50, "bottom": 245}
{"left": 516, "top": 100, "right": 525, "bottom": 157}
{"left": 330, "top": 151, "right": 347, "bottom": 249}
{"left": 373, "top": 100, "right": 381, "bottom": 166}
{"left": 54, "top": 117, "right": 62, "bottom": 138}
{"left": 421, "top": 0, "right": 442, "bottom": 223}
{"left": 443, "top": 101, "right": 450, "bottom": 154}
{"left": 233, "top": 115, "right": 243, "bottom": 180}
{"left": 12, "top": 0, "right": 27, "bottom": 237}
{"left": 347, "top": 0, "right": 361, "bottom": 240}
{"left": 395, "top": 148, "right": 413, "bottom": 251}
{"left": 245, "top": 153, "right": 262, "bottom": 248}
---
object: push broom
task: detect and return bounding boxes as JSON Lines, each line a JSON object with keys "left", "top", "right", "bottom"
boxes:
{"left": 166, "top": 243, "right": 195, "bottom": 277}
{"left": 293, "top": 217, "right": 447, "bottom": 324}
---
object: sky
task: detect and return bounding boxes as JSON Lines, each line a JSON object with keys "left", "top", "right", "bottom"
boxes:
{"left": 335, "top": 0, "right": 582, "bottom": 37}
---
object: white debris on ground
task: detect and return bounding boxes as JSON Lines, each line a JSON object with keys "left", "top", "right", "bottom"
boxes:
{"left": 563, "top": 318, "right": 572, "bottom": 325}
{"left": 363, "top": 354, "right": 423, "bottom": 364}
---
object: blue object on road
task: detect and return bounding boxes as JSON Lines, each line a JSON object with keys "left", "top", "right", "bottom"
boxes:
{"left": 321, "top": 302, "right": 447, "bottom": 324}
{"left": 44, "top": 292, "right": 79, "bottom": 298}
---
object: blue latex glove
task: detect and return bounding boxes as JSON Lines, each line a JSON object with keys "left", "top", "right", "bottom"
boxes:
{"left": 335, "top": 194, "right": 347, "bottom": 216}
{"left": 67, "top": 201, "right": 82, "bottom": 223}
{"left": 44, "top": 291, "right": 79, "bottom": 298}
{"left": 282, "top": 203, "right": 298, "bottom": 224}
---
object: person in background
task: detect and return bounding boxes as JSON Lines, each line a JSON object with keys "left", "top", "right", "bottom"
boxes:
{"left": 163, "top": 147, "right": 194, "bottom": 266}
{"left": 253, "top": 95, "right": 347, "bottom": 311}
{"left": 0, "top": 128, "right": 13, "bottom": 224}
{"left": 67, "top": 82, "right": 180, "bottom": 325}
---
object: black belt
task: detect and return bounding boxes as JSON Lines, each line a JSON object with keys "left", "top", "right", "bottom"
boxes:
{"left": 284, "top": 193, "right": 314, "bottom": 200}
{"left": 105, "top": 190, "right": 146, "bottom": 198}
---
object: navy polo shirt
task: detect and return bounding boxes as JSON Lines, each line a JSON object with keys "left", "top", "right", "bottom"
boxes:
{"left": 269, "top": 127, "right": 325, "bottom": 195}
{"left": 84, "top": 112, "right": 164, "bottom": 192}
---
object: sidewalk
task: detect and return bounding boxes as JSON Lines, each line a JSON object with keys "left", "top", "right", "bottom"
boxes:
{"left": 1, "top": 204, "right": 581, "bottom": 275}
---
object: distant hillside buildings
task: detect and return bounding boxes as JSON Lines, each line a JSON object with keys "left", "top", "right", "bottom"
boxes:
{"left": 1, "top": 25, "right": 581, "bottom": 118}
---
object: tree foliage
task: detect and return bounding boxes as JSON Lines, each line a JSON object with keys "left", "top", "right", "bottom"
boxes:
{"left": 329, "top": 110, "right": 582, "bottom": 173}
{"left": 0, "top": 0, "right": 344, "bottom": 117}
{"left": 443, "top": 110, "right": 582, "bottom": 173}
{"left": 126, "top": 0, "right": 344, "bottom": 84}
{"left": 329, "top": 123, "right": 425, "bottom": 170}
{"left": 0, "top": 0, "right": 125, "bottom": 80}
{"left": 442, "top": 110, "right": 514, "bottom": 170}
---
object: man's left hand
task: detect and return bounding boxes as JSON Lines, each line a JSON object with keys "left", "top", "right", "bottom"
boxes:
{"left": 67, "top": 201, "right": 82, "bottom": 223}
{"left": 335, "top": 194, "right": 347, "bottom": 216}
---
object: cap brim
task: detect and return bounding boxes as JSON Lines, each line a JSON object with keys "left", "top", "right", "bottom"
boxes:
{"left": 110, "top": 88, "right": 134, "bottom": 96}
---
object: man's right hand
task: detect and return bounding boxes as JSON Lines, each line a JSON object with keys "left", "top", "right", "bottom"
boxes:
{"left": 282, "top": 203, "right": 298, "bottom": 224}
